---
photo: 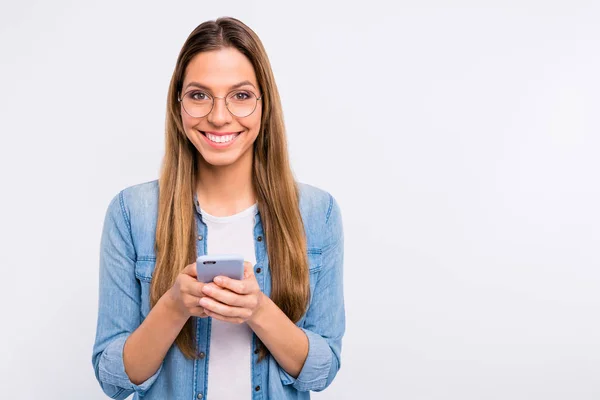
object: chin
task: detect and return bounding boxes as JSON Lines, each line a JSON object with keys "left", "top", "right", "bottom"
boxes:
{"left": 199, "top": 152, "right": 243, "bottom": 167}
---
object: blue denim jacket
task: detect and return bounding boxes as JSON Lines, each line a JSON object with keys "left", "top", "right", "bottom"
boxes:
{"left": 92, "top": 180, "right": 345, "bottom": 399}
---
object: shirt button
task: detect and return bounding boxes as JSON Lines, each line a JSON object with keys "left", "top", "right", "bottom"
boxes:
{"left": 198, "top": 235, "right": 203, "bottom": 241}
{"left": 257, "top": 235, "right": 263, "bottom": 242}
{"left": 197, "top": 394, "right": 203, "bottom": 399}
{"left": 198, "top": 352, "right": 205, "bottom": 359}
{"left": 255, "top": 385, "right": 261, "bottom": 391}
{"left": 254, "top": 348, "right": 259, "bottom": 354}
{"left": 256, "top": 267, "right": 262, "bottom": 273}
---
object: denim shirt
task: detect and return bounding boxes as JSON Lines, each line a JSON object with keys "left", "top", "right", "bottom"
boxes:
{"left": 92, "top": 180, "right": 345, "bottom": 399}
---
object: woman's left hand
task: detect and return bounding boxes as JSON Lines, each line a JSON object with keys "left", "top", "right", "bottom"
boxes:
{"left": 199, "top": 261, "right": 266, "bottom": 324}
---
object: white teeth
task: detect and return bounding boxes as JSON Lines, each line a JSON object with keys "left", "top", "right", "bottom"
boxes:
{"left": 205, "top": 132, "right": 239, "bottom": 143}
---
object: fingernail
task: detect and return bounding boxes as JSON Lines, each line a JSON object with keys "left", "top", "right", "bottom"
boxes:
{"left": 214, "top": 277, "right": 223, "bottom": 284}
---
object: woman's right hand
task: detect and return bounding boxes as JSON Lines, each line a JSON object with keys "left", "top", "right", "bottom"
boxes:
{"left": 165, "top": 262, "right": 209, "bottom": 319}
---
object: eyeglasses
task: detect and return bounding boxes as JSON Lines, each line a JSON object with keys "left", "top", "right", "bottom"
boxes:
{"left": 178, "top": 89, "right": 262, "bottom": 118}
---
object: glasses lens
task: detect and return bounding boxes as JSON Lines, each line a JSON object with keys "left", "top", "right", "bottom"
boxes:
{"left": 182, "top": 90, "right": 212, "bottom": 118}
{"left": 227, "top": 90, "right": 257, "bottom": 117}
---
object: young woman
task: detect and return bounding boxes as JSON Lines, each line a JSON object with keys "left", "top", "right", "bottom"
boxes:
{"left": 92, "top": 17, "right": 345, "bottom": 400}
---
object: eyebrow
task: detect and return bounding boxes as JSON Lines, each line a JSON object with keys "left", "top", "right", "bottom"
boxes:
{"left": 183, "top": 80, "right": 257, "bottom": 92}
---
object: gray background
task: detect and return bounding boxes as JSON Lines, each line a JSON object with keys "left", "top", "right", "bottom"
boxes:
{"left": 1, "top": 0, "right": 599, "bottom": 398}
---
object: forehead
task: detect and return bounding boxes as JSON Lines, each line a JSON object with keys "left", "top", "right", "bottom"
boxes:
{"left": 183, "top": 47, "right": 258, "bottom": 90}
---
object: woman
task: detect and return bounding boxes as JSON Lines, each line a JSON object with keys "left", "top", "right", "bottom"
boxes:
{"left": 92, "top": 17, "right": 345, "bottom": 399}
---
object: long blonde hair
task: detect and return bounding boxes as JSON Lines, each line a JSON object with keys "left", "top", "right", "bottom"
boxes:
{"left": 150, "top": 17, "right": 309, "bottom": 362}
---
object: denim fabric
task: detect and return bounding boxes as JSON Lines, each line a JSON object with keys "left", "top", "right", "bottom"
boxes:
{"left": 92, "top": 180, "right": 345, "bottom": 399}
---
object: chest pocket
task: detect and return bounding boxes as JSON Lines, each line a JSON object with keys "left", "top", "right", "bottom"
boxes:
{"left": 307, "top": 248, "right": 322, "bottom": 276}
{"left": 134, "top": 258, "right": 156, "bottom": 318}
{"left": 302, "top": 248, "right": 323, "bottom": 325}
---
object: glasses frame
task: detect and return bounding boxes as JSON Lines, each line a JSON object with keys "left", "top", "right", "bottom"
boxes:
{"left": 178, "top": 88, "right": 263, "bottom": 118}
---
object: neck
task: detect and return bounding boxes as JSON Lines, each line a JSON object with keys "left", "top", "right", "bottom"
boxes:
{"left": 196, "top": 151, "right": 256, "bottom": 217}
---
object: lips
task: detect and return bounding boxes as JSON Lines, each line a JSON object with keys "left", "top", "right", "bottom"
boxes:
{"left": 200, "top": 130, "right": 242, "bottom": 145}
{"left": 201, "top": 131, "right": 241, "bottom": 136}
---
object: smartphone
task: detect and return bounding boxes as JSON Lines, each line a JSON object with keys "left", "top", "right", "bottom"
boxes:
{"left": 196, "top": 254, "right": 245, "bottom": 283}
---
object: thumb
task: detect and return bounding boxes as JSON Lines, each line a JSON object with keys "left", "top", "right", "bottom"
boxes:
{"left": 182, "top": 262, "right": 198, "bottom": 278}
{"left": 243, "top": 261, "right": 254, "bottom": 279}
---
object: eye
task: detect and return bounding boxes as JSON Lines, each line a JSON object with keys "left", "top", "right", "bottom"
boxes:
{"left": 188, "top": 91, "right": 211, "bottom": 101}
{"left": 231, "top": 91, "right": 251, "bottom": 101}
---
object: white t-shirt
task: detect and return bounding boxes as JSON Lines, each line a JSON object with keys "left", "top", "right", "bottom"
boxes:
{"left": 201, "top": 203, "right": 258, "bottom": 400}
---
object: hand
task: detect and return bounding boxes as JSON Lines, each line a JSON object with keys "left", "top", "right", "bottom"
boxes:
{"left": 198, "top": 261, "right": 266, "bottom": 324}
{"left": 164, "top": 262, "right": 209, "bottom": 319}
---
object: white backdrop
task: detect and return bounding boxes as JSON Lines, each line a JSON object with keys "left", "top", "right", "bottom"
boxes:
{"left": 1, "top": 1, "right": 599, "bottom": 399}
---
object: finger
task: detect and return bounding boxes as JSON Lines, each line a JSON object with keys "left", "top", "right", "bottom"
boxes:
{"left": 214, "top": 275, "right": 248, "bottom": 294}
{"left": 202, "top": 284, "right": 249, "bottom": 307}
{"left": 203, "top": 308, "right": 244, "bottom": 324}
{"left": 243, "top": 261, "right": 254, "bottom": 279}
{"left": 189, "top": 306, "right": 208, "bottom": 318}
{"left": 214, "top": 262, "right": 256, "bottom": 294}
{"left": 183, "top": 293, "right": 205, "bottom": 309}
{"left": 183, "top": 280, "right": 206, "bottom": 298}
{"left": 198, "top": 296, "right": 251, "bottom": 319}
{"left": 182, "top": 262, "right": 198, "bottom": 278}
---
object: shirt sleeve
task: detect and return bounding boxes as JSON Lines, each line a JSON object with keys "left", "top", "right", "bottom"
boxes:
{"left": 91, "top": 191, "right": 162, "bottom": 399}
{"left": 279, "top": 194, "right": 345, "bottom": 392}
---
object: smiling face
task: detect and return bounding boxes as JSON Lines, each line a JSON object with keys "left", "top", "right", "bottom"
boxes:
{"left": 180, "top": 47, "right": 262, "bottom": 168}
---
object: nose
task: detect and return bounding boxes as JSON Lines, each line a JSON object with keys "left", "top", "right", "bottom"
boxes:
{"left": 207, "top": 97, "right": 232, "bottom": 126}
